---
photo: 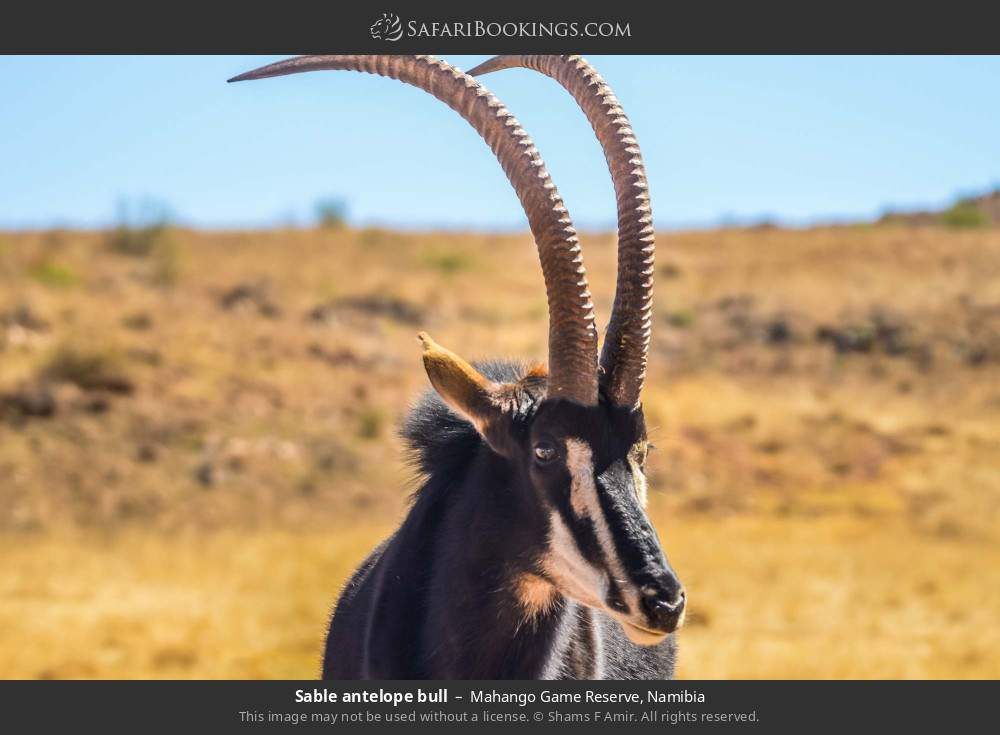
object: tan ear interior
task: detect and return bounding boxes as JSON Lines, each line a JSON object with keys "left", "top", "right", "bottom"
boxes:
{"left": 418, "top": 332, "right": 502, "bottom": 435}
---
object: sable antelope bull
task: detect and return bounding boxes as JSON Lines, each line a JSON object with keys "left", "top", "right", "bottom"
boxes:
{"left": 229, "top": 54, "right": 685, "bottom": 679}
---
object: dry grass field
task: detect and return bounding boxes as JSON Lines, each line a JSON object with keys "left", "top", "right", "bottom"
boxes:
{"left": 1, "top": 222, "right": 999, "bottom": 679}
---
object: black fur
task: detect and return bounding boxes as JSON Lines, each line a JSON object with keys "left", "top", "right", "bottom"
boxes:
{"left": 401, "top": 360, "right": 533, "bottom": 481}
{"left": 322, "top": 359, "right": 678, "bottom": 679}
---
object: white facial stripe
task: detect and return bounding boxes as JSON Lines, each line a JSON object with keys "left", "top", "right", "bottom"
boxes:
{"left": 629, "top": 453, "right": 648, "bottom": 508}
{"left": 563, "top": 439, "right": 641, "bottom": 616}
{"left": 565, "top": 438, "right": 594, "bottom": 518}
{"left": 542, "top": 511, "right": 606, "bottom": 609}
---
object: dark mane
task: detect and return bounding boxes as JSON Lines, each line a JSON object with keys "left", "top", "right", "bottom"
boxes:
{"left": 401, "top": 359, "right": 544, "bottom": 483}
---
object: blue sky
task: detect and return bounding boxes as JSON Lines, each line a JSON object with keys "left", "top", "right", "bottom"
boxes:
{"left": 2, "top": 55, "right": 998, "bottom": 231}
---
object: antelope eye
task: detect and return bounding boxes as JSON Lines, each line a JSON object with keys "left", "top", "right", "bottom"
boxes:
{"left": 533, "top": 441, "right": 558, "bottom": 465}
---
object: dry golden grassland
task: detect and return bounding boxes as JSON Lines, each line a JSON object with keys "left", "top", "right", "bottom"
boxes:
{"left": 1, "top": 223, "right": 998, "bottom": 679}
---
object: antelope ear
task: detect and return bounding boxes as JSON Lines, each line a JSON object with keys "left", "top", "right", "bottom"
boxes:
{"left": 418, "top": 332, "right": 511, "bottom": 452}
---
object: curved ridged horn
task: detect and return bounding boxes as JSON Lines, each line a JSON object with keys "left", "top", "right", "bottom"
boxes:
{"left": 467, "top": 55, "right": 654, "bottom": 409}
{"left": 229, "top": 55, "right": 598, "bottom": 405}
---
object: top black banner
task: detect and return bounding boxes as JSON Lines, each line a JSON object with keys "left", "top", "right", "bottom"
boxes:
{"left": 3, "top": 1, "right": 999, "bottom": 54}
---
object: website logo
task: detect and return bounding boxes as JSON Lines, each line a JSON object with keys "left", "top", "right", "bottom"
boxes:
{"left": 370, "top": 13, "right": 404, "bottom": 42}
{"left": 367, "top": 15, "right": 631, "bottom": 42}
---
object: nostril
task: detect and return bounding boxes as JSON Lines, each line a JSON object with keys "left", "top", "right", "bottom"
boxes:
{"left": 640, "top": 585, "right": 685, "bottom": 620}
{"left": 664, "top": 589, "right": 685, "bottom": 612}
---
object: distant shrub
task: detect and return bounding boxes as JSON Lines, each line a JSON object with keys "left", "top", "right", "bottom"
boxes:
{"left": 356, "top": 407, "right": 385, "bottom": 440}
{"left": 816, "top": 323, "right": 876, "bottom": 354}
{"left": 219, "top": 279, "right": 281, "bottom": 318}
{"left": 315, "top": 198, "right": 349, "bottom": 230}
{"left": 108, "top": 222, "right": 173, "bottom": 257}
{"left": 667, "top": 309, "right": 696, "bottom": 329}
{"left": 103, "top": 199, "right": 185, "bottom": 286}
{"left": 311, "top": 294, "right": 424, "bottom": 326}
{"left": 940, "top": 201, "right": 989, "bottom": 229}
{"left": 107, "top": 198, "right": 175, "bottom": 256}
{"left": 0, "top": 381, "right": 57, "bottom": 421}
{"left": 358, "top": 228, "right": 420, "bottom": 252}
{"left": 27, "top": 259, "right": 79, "bottom": 288}
{"left": 423, "top": 249, "right": 475, "bottom": 275}
{"left": 659, "top": 262, "right": 683, "bottom": 279}
{"left": 41, "top": 344, "right": 133, "bottom": 394}
{"left": 122, "top": 312, "right": 154, "bottom": 331}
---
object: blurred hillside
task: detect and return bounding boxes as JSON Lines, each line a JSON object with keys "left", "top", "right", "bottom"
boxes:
{"left": 1, "top": 222, "right": 999, "bottom": 678}
{"left": 880, "top": 188, "right": 1000, "bottom": 229}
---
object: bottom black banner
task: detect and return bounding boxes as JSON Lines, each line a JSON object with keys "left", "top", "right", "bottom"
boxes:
{"left": 0, "top": 680, "right": 994, "bottom": 732}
